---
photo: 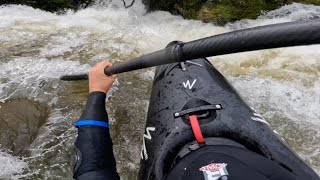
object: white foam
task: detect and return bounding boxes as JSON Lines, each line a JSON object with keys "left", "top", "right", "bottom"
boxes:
{"left": 140, "top": 70, "right": 155, "bottom": 80}
{"left": 0, "top": 58, "right": 90, "bottom": 102}
{"left": 227, "top": 3, "right": 320, "bottom": 30}
{"left": 40, "top": 31, "right": 89, "bottom": 57}
{"left": 0, "top": 150, "right": 27, "bottom": 179}
{"left": 231, "top": 77, "right": 320, "bottom": 126}
{"left": 260, "top": 3, "right": 320, "bottom": 20}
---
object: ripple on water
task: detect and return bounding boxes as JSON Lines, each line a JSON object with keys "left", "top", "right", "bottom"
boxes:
{"left": 230, "top": 76, "right": 320, "bottom": 173}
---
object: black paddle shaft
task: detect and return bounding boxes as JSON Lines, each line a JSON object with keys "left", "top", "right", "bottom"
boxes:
{"left": 104, "top": 19, "right": 320, "bottom": 76}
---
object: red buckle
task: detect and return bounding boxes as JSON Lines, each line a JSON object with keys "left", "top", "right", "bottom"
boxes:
{"left": 189, "top": 115, "right": 205, "bottom": 144}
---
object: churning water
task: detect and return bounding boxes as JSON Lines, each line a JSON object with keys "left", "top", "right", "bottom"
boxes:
{"left": 0, "top": 1, "right": 319, "bottom": 179}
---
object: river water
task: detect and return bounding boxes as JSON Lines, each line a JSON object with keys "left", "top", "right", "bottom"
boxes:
{"left": 0, "top": 1, "right": 319, "bottom": 179}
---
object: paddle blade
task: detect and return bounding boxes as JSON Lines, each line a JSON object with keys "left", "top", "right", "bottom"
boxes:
{"left": 60, "top": 74, "right": 88, "bottom": 81}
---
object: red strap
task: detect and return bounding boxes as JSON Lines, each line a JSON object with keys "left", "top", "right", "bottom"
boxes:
{"left": 189, "top": 115, "right": 205, "bottom": 144}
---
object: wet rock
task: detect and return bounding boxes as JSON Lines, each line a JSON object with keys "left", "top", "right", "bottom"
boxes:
{"left": 143, "top": 0, "right": 320, "bottom": 25}
{"left": 0, "top": 99, "right": 49, "bottom": 154}
{"left": 107, "top": 70, "right": 153, "bottom": 178}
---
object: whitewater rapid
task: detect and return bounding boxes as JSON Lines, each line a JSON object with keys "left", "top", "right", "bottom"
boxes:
{"left": 0, "top": 1, "right": 319, "bottom": 179}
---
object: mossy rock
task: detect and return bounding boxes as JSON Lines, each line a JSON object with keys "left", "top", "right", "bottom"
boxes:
{"left": 295, "top": 0, "right": 320, "bottom": 4}
{"left": 144, "top": 0, "right": 320, "bottom": 25}
{"left": 198, "top": 1, "right": 269, "bottom": 24}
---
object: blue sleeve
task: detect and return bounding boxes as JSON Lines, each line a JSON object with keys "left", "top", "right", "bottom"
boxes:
{"left": 73, "top": 92, "right": 120, "bottom": 180}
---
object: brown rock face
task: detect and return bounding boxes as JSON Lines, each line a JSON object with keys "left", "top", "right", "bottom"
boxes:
{"left": 0, "top": 99, "right": 49, "bottom": 154}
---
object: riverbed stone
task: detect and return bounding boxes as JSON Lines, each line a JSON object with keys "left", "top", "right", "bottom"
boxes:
{"left": 0, "top": 99, "right": 49, "bottom": 154}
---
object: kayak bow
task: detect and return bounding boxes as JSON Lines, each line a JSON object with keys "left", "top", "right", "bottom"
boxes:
{"left": 139, "top": 56, "right": 319, "bottom": 179}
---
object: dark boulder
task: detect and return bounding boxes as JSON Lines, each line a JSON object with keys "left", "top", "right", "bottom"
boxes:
{"left": 0, "top": 99, "right": 49, "bottom": 154}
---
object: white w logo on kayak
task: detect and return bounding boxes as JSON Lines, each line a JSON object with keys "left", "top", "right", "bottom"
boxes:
{"left": 183, "top": 79, "right": 197, "bottom": 89}
{"left": 141, "top": 127, "right": 156, "bottom": 160}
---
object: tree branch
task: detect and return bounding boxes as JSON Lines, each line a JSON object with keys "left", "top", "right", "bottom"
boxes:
{"left": 122, "top": 0, "right": 135, "bottom": 8}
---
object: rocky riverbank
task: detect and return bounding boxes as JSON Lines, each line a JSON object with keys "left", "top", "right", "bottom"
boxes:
{"left": 143, "top": 0, "right": 320, "bottom": 25}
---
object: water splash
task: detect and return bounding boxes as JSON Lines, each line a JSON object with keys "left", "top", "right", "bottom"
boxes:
{"left": 0, "top": 58, "right": 90, "bottom": 103}
{"left": 261, "top": 3, "right": 320, "bottom": 20}
{"left": 0, "top": 150, "right": 27, "bottom": 179}
{"left": 227, "top": 3, "right": 320, "bottom": 29}
{"left": 230, "top": 76, "right": 320, "bottom": 171}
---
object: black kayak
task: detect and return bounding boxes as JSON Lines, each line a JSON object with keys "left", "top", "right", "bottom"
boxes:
{"left": 139, "top": 58, "right": 319, "bottom": 179}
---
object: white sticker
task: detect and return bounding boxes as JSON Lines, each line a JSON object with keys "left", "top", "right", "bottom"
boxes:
{"left": 199, "top": 163, "right": 229, "bottom": 180}
{"left": 183, "top": 79, "right": 197, "bottom": 89}
{"left": 250, "top": 107, "right": 270, "bottom": 125}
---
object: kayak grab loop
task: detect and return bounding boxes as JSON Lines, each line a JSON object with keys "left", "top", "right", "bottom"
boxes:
{"left": 173, "top": 104, "right": 222, "bottom": 118}
{"left": 189, "top": 115, "right": 205, "bottom": 144}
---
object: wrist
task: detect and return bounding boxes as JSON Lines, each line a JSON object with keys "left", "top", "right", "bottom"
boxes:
{"left": 89, "top": 91, "right": 106, "bottom": 95}
{"left": 78, "top": 92, "right": 109, "bottom": 124}
{"left": 89, "top": 88, "right": 107, "bottom": 93}
{"left": 87, "top": 92, "right": 107, "bottom": 103}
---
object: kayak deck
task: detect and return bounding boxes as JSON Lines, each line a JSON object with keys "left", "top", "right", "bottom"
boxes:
{"left": 139, "top": 58, "right": 318, "bottom": 179}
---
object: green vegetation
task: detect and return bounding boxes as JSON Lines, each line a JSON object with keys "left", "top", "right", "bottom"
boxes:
{"left": 144, "top": 0, "right": 320, "bottom": 25}
{"left": 198, "top": 1, "right": 272, "bottom": 24}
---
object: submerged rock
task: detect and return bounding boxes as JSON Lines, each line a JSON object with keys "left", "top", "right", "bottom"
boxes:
{"left": 0, "top": 99, "right": 49, "bottom": 154}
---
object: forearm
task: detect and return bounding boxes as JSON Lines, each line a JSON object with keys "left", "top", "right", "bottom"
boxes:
{"left": 73, "top": 92, "right": 119, "bottom": 180}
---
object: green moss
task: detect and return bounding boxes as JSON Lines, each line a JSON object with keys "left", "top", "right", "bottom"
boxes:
{"left": 294, "top": 0, "right": 320, "bottom": 5}
{"left": 198, "top": 0, "right": 273, "bottom": 24}
{"left": 145, "top": 0, "right": 320, "bottom": 25}
{"left": 175, "top": 0, "right": 206, "bottom": 19}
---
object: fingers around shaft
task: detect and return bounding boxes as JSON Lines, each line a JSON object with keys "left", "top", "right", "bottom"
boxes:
{"left": 89, "top": 60, "right": 117, "bottom": 93}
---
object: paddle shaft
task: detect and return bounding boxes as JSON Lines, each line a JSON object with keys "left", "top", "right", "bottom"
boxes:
{"left": 104, "top": 19, "right": 320, "bottom": 75}
{"left": 59, "top": 19, "right": 320, "bottom": 80}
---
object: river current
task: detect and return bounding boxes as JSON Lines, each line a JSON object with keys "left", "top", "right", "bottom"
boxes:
{"left": 0, "top": 1, "right": 319, "bottom": 179}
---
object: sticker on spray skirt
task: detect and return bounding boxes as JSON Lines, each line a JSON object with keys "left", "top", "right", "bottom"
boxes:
{"left": 199, "top": 163, "right": 229, "bottom": 180}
